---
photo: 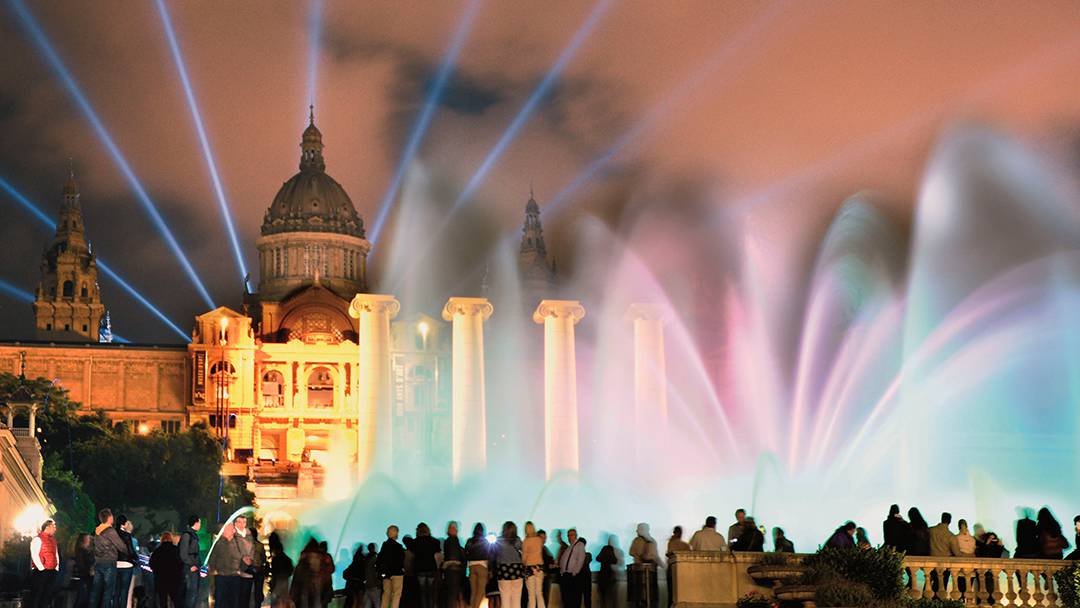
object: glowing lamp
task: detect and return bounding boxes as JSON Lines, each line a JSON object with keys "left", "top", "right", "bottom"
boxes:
{"left": 137, "top": 423, "right": 150, "bottom": 435}
{"left": 486, "top": 533, "right": 496, "bottom": 544}
{"left": 13, "top": 504, "right": 48, "bottom": 537}
{"left": 219, "top": 317, "right": 229, "bottom": 344}
{"left": 418, "top": 321, "right": 430, "bottom": 340}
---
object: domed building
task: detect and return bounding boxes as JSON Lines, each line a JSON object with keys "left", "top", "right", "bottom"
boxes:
{"left": 252, "top": 107, "right": 371, "bottom": 342}
{"left": 2, "top": 107, "right": 560, "bottom": 505}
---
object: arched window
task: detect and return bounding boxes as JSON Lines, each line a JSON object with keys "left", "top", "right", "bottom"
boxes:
{"left": 306, "top": 366, "right": 334, "bottom": 408}
{"left": 80, "top": 284, "right": 88, "bottom": 298}
{"left": 210, "top": 361, "right": 236, "bottom": 376}
{"left": 62, "top": 280, "right": 74, "bottom": 298}
{"left": 262, "top": 370, "right": 284, "bottom": 407}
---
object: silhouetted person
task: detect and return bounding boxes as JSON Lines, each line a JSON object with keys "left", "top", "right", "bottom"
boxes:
{"left": 344, "top": 546, "right": 367, "bottom": 608}
{"left": 268, "top": 532, "right": 294, "bottom": 604}
{"left": 363, "top": 544, "right": 382, "bottom": 608}
{"left": 493, "top": 522, "right": 524, "bottom": 608}
{"left": 179, "top": 516, "right": 202, "bottom": 608}
{"left": 1037, "top": 507, "right": 1069, "bottom": 559}
{"left": 928, "top": 513, "right": 955, "bottom": 593}
{"left": 825, "top": 522, "right": 856, "bottom": 549}
{"left": 1066, "top": 516, "right": 1080, "bottom": 560}
{"left": 463, "top": 524, "right": 489, "bottom": 608}
{"left": 410, "top": 524, "right": 441, "bottom": 608}
{"left": 443, "top": 523, "right": 466, "bottom": 608}
{"left": 150, "top": 532, "right": 183, "bottom": 608}
{"left": 1014, "top": 508, "right": 1039, "bottom": 559}
{"left": 727, "top": 510, "right": 748, "bottom": 548}
{"left": 731, "top": 518, "right": 764, "bottom": 552}
{"left": 855, "top": 527, "right": 871, "bottom": 550}
{"left": 377, "top": 526, "right": 405, "bottom": 608}
{"left": 883, "top": 505, "right": 911, "bottom": 552}
{"left": 907, "top": 508, "right": 931, "bottom": 556}
{"left": 595, "top": 541, "right": 617, "bottom": 608}
{"left": 666, "top": 527, "right": 690, "bottom": 608}
{"left": 771, "top": 528, "right": 794, "bottom": 553}
{"left": 292, "top": 539, "right": 323, "bottom": 608}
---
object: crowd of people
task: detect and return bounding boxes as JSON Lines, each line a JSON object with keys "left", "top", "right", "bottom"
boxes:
{"left": 18, "top": 504, "right": 1080, "bottom": 608}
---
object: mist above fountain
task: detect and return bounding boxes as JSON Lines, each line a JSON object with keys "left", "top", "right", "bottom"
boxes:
{"left": 289, "top": 125, "right": 1080, "bottom": 571}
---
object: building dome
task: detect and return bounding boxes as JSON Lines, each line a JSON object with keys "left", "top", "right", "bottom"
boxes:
{"left": 260, "top": 107, "right": 366, "bottom": 238}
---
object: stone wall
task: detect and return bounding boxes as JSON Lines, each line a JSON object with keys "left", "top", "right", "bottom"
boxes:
{"left": 0, "top": 342, "right": 189, "bottom": 423}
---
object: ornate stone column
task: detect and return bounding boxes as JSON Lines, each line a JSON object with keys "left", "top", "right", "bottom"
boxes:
{"left": 349, "top": 294, "right": 400, "bottom": 479}
{"left": 626, "top": 304, "right": 670, "bottom": 444}
{"left": 533, "top": 300, "right": 586, "bottom": 480}
{"left": 442, "top": 297, "right": 494, "bottom": 483}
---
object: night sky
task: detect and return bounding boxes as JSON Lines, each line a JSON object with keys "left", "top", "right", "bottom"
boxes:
{"left": 2, "top": 1, "right": 1080, "bottom": 343}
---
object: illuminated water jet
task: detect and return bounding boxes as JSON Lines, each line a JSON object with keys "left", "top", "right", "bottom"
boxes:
{"left": 368, "top": 0, "right": 485, "bottom": 246}
{"left": 6, "top": 0, "right": 216, "bottom": 309}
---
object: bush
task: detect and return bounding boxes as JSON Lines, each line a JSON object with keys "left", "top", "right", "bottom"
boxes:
{"left": 735, "top": 591, "right": 776, "bottom": 608}
{"left": 802, "top": 546, "right": 906, "bottom": 603}
{"left": 815, "top": 577, "right": 876, "bottom": 607}
{"left": 1055, "top": 562, "right": 1080, "bottom": 608}
{"left": 759, "top": 552, "right": 791, "bottom": 566}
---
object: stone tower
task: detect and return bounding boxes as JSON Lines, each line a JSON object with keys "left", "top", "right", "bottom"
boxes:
{"left": 33, "top": 168, "right": 105, "bottom": 341}
{"left": 518, "top": 186, "right": 557, "bottom": 304}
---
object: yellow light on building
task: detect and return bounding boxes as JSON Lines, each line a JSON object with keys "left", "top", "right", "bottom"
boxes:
{"left": 418, "top": 321, "right": 430, "bottom": 349}
{"left": 219, "top": 317, "right": 229, "bottom": 344}
{"left": 13, "top": 505, "right": 48, "bottom": 537}
{"left": 137, "top": 423, "right": 150, "bottom": 435}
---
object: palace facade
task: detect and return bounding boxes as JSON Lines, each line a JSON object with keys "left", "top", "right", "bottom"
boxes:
{"left": 0, "top": 110, "right": 557, "bottom": 502}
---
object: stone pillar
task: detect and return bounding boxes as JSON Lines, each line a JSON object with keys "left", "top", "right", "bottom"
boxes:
{"left": 442, "top": 297, "right": 494, "bottom": 484}
{"left": 349, "top": 294, "right": 400, "bottom": 479}
{"left": 533, "top": 300, "right": 586, "bottom": 480}
{"left": 626, "top": 304, "right": 669, "bottom": 447}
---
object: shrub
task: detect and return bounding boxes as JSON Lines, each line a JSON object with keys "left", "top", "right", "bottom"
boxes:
{"left": 735, "top": 591, "right": 776, "bottom": 608}
{"left": 815, "top": 577, "right": 876, "bottom": 607}
{"left": 759, "top": 552, "right": 791, "bottom": 566}
{"left": 802, "top": 546, "right": 906, "bottom": 603}
{"left": 1055, "top": 562, "right": 1080, "bottom": 608}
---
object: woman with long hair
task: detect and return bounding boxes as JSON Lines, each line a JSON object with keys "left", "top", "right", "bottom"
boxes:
{"left": 1037, "top": 507, "right": 1070, "bottom": 559}
{"left": 114, "top": 515, "right": 138, "bottom": 608}
{"left": 71, "top": 533, "right": 95, "bottom": 608}
{"left": 464, "top": 524, "right": 490, "bottom": 608}
{"left": 493, "top": 522, "right": 524, "bottom": 608}
{"left": 521, "top": 522, "right": 545, "bottom": 608}
{"left": 907, "top": 508, "right": 931, "bottom": 556}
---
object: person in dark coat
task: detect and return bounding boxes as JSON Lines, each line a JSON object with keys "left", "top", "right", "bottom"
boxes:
{"left": 907, "top": 508, "right": 931, "bottom": 556}
{"left": 1066, "top": 516, "right": 1080, "bottom": 560}
{"left": 1036, "top": 507, "right": 1070, "bottom": 559}
{"left": 409, "top": 524, "right": 441, "bottom": 608}
{"left": 376, "top": 526, "right": 406, "bottom": 608}
{"left": 344, "top": 546, "right": 367, "bottom": 608}
{"left": 771, "top": 528, "right": 794, "bottom": 553}
{"left": 883, "top": 505, "right": 912, "bottom": 552}
{"left": 150, "top": 532, "right": 184, "bottom": 608}
{"left": 291, "top": 539, "right": 324, "bottom": 608}
{"left": 71, "top": 533, "right": 95, "bottom": 608}
{"left": 442, "top": 523, "right": 466, "bottom": 608}
{"left": 319, "top": 541, "right": 336, "bottom": 608}
{"left": 595, "top": 541, "right": 617, "bottom": 608}
{"left": 1014, "top": 509, "right": 1040, "bottom": 559}
{"left": 268, "top": 532, "right": 294, "bottom": 604}
{"left": 825, "top": 522, "right": 856, "bottom": 549}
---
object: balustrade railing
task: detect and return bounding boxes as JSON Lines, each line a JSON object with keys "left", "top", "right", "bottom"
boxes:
{"left": 904, "top": 556, "right": 1067, "bottom": 606}
{"left": 668, "top": 551, "right": 1072, "bottom": 608}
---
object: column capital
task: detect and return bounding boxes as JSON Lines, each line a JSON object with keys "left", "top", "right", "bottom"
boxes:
{"left": 625, "top": 303, "right": 670, "bottom": 323}
{"left": 442, "top": 297, "right": 494, "bottom": 321}
{"left": 348, "top": 293, "right": 400, "bottom": 319}
{"left": 533, "top": 299, "right": 586, "bottom": 324}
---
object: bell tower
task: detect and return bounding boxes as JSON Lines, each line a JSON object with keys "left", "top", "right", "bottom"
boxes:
{"left": 33, "top": 167, "right": 106, "bottom": 341}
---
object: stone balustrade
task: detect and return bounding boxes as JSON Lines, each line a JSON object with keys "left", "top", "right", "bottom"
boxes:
{"left": 904, "top": 556, "right": 1068, "bottom": 606}
{"left": 668, "top": 551, "right": 1072, "bottom": 608}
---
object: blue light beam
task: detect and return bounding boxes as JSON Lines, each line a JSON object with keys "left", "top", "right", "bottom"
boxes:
{"left": 449, "top": 0, "right": 613, "bottom": 214}
{"left": 0, "top": 278, "right": 34, "bottom": 303}
{"left": 0, "top": 175, "right": 190, "bottom": 341}
{"left": 307, "top": 0, "right": 324, "bottom": 111}
{"left": 154, "top": 0, "right": 250, "bottom": 292}
{"left": 542, "top": 0, "right": 793, "bottom": 221}
{"left": 7, "top": 0, "right": 216, "bottom": 309}
{"left": 367, "top": 0, "right": 485, "bottom": 246}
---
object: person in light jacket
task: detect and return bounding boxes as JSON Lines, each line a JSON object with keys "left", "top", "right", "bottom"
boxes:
{"left": 521, "top": 522, "right": 545, "bottom": 608}
{"left": 688, "top": 517, "right": 726, "bottom": 552}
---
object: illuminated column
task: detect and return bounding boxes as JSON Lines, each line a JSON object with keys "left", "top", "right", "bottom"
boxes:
{"left": 533, "top": 300, "right": 586, "bottom": 480}
{"left": 626, "top": 304, "right": 669, "bottom": 456}
{"left": 349, "top": 294, "right": 400, "bottom": 479}
{"left": 442, "top": 297, "right": 494, "bottom": 484}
